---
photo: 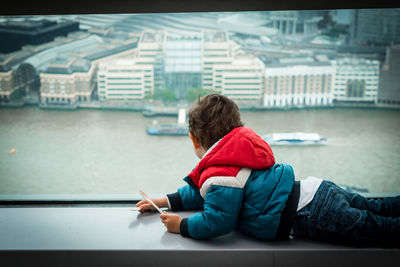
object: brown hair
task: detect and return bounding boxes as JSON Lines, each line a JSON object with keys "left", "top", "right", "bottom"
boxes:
{"left": 188, "top": 94, "right": 243, "bottom": 149}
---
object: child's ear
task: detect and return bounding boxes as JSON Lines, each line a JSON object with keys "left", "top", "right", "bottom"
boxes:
{"left": 189, "top": 133, "right": 201, "bottom": 149}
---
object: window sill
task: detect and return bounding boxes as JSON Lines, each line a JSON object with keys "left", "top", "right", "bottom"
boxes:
{"left": 0, "top": 206, "right": 399, "bottom": 267}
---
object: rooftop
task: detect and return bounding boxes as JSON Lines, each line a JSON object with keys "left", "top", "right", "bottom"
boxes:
{"left": 332, "top": 57, "right": 380, "bottom": 65}
{"left": 44, "top": 58, "right": 92, "bottom": 74}
{"left": 203, "top": 30, "right": 228, "bottom": 43}
{"left": 0, "top": 19, "right": 57, "bottom": 32}
{"left": 265, "top": 60, "right": 332, "bottom": 68}
{"left": 0, "top": 30, "right": 137, "bottom": 74}
{"left": 140, "top": 31, "right": 165, "bottom": 43}
{"left": 0, "top": 50, "right": 35, "bottom": 72}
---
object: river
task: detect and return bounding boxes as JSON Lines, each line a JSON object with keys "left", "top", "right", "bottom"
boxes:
{"left": 0, "top": 106, "right": 399, "bottom": 195}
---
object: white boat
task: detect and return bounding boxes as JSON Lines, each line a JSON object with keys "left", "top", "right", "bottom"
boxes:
{"left": 262, "top": 132, "right": 327, "bottom": 146}
{"left": 146, "top": 108, "right": 188, "bottom": 136}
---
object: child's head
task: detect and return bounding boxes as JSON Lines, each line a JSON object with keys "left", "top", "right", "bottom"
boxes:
{"left": 188, "top": 94, "right": 243, "bottom": 152}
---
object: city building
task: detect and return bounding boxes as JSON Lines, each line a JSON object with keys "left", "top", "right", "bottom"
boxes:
{"left": 268, "top": 10, "right": 323, "bottom": 36}
{"left": 0, "top": 68, "right": 17, "bottom": 101}
{"left": 201, "top": 30, "right": 265, "bottom": 104}
{"left": 0, "top": 19, "right": 79, "bottom": 53}
{"left": 332, "top": 57, "right": 380, "bottom": 103}
{"left": 349, "top": 9, "right": 400, "bottom": 46}
{"left": 0, "top": 50, "right": 36, "bottom": 101}
{"left": 0, "top": 26, "right": 139, "bottom": 105}
{"left": 201, "top": 30, "right": 236, "bottom": 90}
{"left": 263, "top": 62, "right": 334, "bottom": 108}
{"left": 137, "top": 30, "right": 165, "bottom": 59}
{"left": 40, "top": 58, "right": 95, "bottom": 105}
{"left": 378, "top": 43, "right": 400, "bottom": 105}
{"left": 213, "top": 55, "right": 265, "bottom": 105}
{"left": 1, "top": 27, "right": 139, "bottom": 106}
{"left": 36, "top": 32, "right": 138, "bottom": 105}
{"left": 164, "top": 35, "right": 202, "bottom": 99}
{"left": 137, "top": 31, "right": 166, "bottom": 91}
{"left": 97, "top": 59, "right": 153, "bottom": 102}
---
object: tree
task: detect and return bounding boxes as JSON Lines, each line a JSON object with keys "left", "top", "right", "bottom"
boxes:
{"left": 10, "top": 89, "right": 22, "bottom": 101}
{"left": 153, "top": 88, "right": 177, "bottom": 103}
{"left": 186, "top": 87, "right": 218, "bottom": 102}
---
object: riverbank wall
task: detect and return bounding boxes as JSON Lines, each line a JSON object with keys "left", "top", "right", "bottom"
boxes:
{"left": 1, "top": 100, "right": 400, "bottom": 116}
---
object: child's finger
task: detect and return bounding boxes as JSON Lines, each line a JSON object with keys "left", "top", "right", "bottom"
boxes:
{"left": 160, "top": 213, "right": 170, "bottom": 219}
{"left": 137, "top": 203, "right": 154, "bottom": 212}
{"left": 136, "top": 199, "right": 148, "bottom": 207}
{"left": 143, "top": 203, "right": 152, "bottom": 208}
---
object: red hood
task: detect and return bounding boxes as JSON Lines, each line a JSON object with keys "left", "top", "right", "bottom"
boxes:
{"left": 188, "top": 127, "right": 275, "bottom": 189}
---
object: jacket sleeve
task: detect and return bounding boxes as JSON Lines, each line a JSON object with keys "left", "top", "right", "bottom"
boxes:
{"left": 180, "top": 185, "right": 243, "bottom": 239}
{"left": 167, "top": 184, "right": 204, "bottom": 211}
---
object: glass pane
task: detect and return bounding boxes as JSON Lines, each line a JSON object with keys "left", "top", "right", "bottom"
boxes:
{"left": 0, "top": 9, "right": 399, "bottom": 198}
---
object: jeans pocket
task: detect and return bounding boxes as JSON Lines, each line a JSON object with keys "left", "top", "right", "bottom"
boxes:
{"left": 317, "top": 185, "right": 361, "bottom": 234}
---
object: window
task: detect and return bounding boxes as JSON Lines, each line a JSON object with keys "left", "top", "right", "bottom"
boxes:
{"left": 0, "top": 7, "right": 399, "bottom": 201}
{"left": 346, "top": 80, "right": 366, "bottom": 97}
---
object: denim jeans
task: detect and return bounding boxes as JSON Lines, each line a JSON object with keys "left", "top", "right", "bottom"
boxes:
{"left": 292, "top": 180, "right": 400, "bottom": 247}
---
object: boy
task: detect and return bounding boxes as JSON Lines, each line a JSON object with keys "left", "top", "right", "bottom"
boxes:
{"left": 137, "top": 94, "right": 400, "bottom": 247}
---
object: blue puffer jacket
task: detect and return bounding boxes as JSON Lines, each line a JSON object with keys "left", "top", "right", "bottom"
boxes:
{"left": 167, "top": 127, "right": 295, "bottom": 240}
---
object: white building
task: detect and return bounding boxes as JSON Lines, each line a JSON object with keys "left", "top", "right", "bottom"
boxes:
{"left": 332, "top": 58, "right": 380, "bottom": 103}
{"left": 97, "top": 59, "right": 153, "bottom": 102}
{"left": 202, "top": 31, "right": 233, "bottom": 90}
{"left": 264, "top": 63, "right": 334, "bottom": 107}
{"left": 202, "top": 30, "right": 263, "bottom": 104}
{"left": 213, "top": 56, "right": 264, "bottom": 104}
{"left": 92, "top": 32, "right": 159, "bottom": 103}
{"left": 137, "top": 30, "right": 165, "bottom": 60}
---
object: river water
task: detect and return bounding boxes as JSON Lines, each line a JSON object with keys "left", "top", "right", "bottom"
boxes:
{"left": 0, "top": 106, "right": 399, "bottom": 195}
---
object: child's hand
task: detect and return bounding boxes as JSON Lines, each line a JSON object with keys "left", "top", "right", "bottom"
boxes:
{"left": 160, "top": 212, "right": 182, "bottom": 233}
{"left": 136, "top": 197, "right": 167, "bottom": 213}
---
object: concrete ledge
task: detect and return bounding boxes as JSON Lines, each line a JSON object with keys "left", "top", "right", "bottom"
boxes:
{"left": 1, "top": 250, "right": 399, "bottom": 267}
{"left": 0, "top": 207, "right": 399, "bottom": 267}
